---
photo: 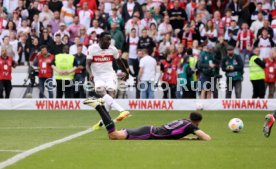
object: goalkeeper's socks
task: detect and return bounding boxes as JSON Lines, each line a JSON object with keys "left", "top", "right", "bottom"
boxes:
{"left": 95, "top": 105, "right": 115, "bottom": 133}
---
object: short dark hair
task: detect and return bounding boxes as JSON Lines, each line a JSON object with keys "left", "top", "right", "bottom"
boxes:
{"left": 189, "top": 112, "right": 202, "bottom": 122}
{"left": 99, "top": 32, "right": 111, "bottom": 39}
{"left": 40, "top": 45, "right": 48, "bottom": 50}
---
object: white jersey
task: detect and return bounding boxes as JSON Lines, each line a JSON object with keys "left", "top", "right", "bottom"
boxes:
{"left": 87, "top": 44, "right": 119, "bottom": 77}
{"left": 258, "top": 38, "right": 272, "bottom": 59}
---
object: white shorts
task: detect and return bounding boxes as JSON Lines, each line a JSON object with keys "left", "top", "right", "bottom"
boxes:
{"left": 94, "top": 75, "right": 118, "bottom": 91}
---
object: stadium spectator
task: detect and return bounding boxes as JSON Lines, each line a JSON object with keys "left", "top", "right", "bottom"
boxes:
{"left": 0, "top": 21, "right": 17, "bottom": 44}
{"left": 52, "top": 33, "right": 64, "bottom": 55}
{"left": 78, "top": 2, "right": 94, "bottom": 30}
{"left": 178, "top": 23, "right": 197, "bottom": 49}
{"left": 126, "top": 28, "right": 140, "bottom": 98}
{"left": 138, "top": 48, "right": 157, "bottom": 99}
{"left": 140, "top": 10, "right": 157, "bottom": 31}
{"left": 87, "top": 19, "right": 104, "bottom": 36}
{"left": 54, "top": 22, "right": 70, "bottom": 39}
{"left": 198, "top": 44, "right": 216, "bottom": 99}
{"left": 33, "top": 45, "right": 54, "bottom": 98}
{"left": 254, "top": 29, "right": 274, "bottom": 59}
{"left": 108, "top": 8, "right": 124, "bottom": 31}
{"left": 17, "top": 33, "right": 30, "bottom": 65}
{"left": 212, "top": 11, "right": 224, "bottom": 37}
{"left": 28, "top": 1, "right": 40, "bottom": 23}
{"left": 251, "top": 2, "right": 269, "bottom": 22}
{"left": 239, "top": 0, "right": 250, "bottom": 25}
{"left": 31, "top": 14, "right": 44, "bottom": 37}
{"left": 121, "top": 0, "right": 143, "bottom": 23}
{"left": 250, "top": 12, "right": 264, "bottom": 38}
{"left": 115, "top": 51, "right": 129, "bottom": 99}
{"left": 60, "top": 0, "right": 75, "bottom": 26}
{"left": 69, "top": 36, "right": 87, "bottom": 55}
{"left": 249, "top": 47, "right": 266, "bottom": 98}
{"left": 39, "top": 28, "right": 54, "bottom": 52}
{"left": 185, "top": 0, "right": 197, "bottom": 22}
{"left": 79, "top": 26, "right": 89, "bottom": 46}
{"left": 138, "top": 28, "right": 156, "bottom": 55}
{"left": 110, "top": 22, "right": 124, "bottom": 50}
{"left": 257, "top": 20, "right": 273, "bottom": 39}
{"left": 0, "top": 36, "right": 18, "bottom": 62}
{"left": 67, "top": 16, "right": 82, "bottom": 42}
{"left": 147, "top": 23, "right": 158, "bottom": 43}
{"left": 39, "top": 4, "right": 54, "bottom": 28}
{"left": 227, "top": 0, "right": 241, "bottom": 22}
{"left": 12, "top": 11, "right": 22, "bottom": 29}
{"left": 29, "top": 37, "right": 40, "bottom": 60}
{"left": 3, "top": 0, "right": 18, "bottom": 14}
{"left": 74, "top": 44, "right": 86, "bottom": 98}
{"left": 160, "top": 53, "right": 177, "bottom": 99}
{"left": 125, "top": 14, "right": 142, "bottom": 37}
{"left": 181, "top": 49, "right": 197, "bottom": 99}
{"left": 52, "top": 45, "right": 77, "bottom": 98}
{"left": 159, "top": 33, "right": 174, "bottom": 57}
{"left": 236, "top": 22, "right": 254, "bottom": 62}
{"left": 48, "top": 0, "right": 63, "bottom": 13}
{"left": 0, "top": 48, "right": 16, "bottom": 98}
{"left": 214, "top": 36, "right": 227, "bottom": 61}
{"left": 221, "top": 46, "right": 244, "bottom": 99}
{"left": 158, "top": 15, "right": 173, "bottom": 42}
{"left": 168, "top": 0, "right": 187, "bottom": 30}
{"left": 196, "top": 0, "right": 211, "bottom": 24}
{"left": 17, "top": 19, "right": 31, "bottom": 35}
{"left": 224, "top": 20, "right": 239, "bottom": 48}
{"left": 201, "top": 20, "right": 218, "bottom": 48}
{"left": 264, "top": 48, "right": 276, "bottom": 98}
{"left": 49, "top": 11, "right": 62, "bottom": 35}
{"left": 78, "top": 0, "right": 97, "bottom": 12}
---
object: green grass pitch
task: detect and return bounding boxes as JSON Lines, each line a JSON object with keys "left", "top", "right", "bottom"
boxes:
{"left": 0, "top": 110, "right": 276, "bottom": 169}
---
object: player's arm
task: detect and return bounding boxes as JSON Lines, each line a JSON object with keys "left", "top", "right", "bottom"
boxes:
{"left": 86, "top": 58, "right": 93, "bottom": 81}
{"left": 194, "top": 130, "right": 211, "bottom": 141}
{"left": 138, "top": 67, "right": 143, "bottom": 81}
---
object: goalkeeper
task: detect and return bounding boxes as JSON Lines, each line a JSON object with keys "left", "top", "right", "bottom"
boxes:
{"left": 84, "top": 98, "right": 211, "bottom": 141}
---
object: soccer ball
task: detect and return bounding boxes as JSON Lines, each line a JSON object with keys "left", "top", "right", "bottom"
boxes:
{"left": 196, "top": 103, "right": 203, "bottom": 110}
{"left": 228, "top": 118, "right": 244, "bottom": 132}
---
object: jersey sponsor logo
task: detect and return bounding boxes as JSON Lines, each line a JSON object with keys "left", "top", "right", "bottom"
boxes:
{"left": 92, "top": 55, "right": 113, "bottom": 63}
{"left": 222, "top": 99, "right": 268, "bottom": 109}
{"left": 36, "top": 100, "right": 81, "bottom": 110}
{"left": 128, "top": 100, "right": 174, "bottom": 110}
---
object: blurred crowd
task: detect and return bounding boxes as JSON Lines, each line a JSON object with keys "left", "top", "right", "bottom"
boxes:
{"left": 0, "top": 0, "right": 276, "bottom": 99}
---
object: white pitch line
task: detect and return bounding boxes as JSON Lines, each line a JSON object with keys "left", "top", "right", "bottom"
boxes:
{"left": 0, "top": 150, "right": 24, "bottom": 153}
{"left": 0, "top": 126, "right": 89, "bottom": 130}
{"left": 0, "top": 128, "right": 93, "bottom": 169}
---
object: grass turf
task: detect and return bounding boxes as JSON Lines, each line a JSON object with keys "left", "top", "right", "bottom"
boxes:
{"left": 0, "top": 110, "right": 275, "bottom": 169}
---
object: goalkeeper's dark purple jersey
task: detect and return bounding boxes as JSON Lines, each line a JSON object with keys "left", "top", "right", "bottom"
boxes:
{"left": 126, "top": 119, "right": 199, "bottom": 140}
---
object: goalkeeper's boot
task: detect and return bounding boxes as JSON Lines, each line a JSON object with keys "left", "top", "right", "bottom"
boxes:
{"left": 83, "top": 97, "right": 104, "bottom": 108}
{"left": 263, "top": 113, "right": 275, "bottom": 138}
{"left": 115, "top": 111, "right": 131, "bottom": 122}
{"left": 92, "top": 120, "right": 104, "bottom": 130}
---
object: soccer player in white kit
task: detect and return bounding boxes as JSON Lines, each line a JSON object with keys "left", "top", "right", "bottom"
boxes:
{"left": 86, "top": 32, "right": 130, "bottom": 129}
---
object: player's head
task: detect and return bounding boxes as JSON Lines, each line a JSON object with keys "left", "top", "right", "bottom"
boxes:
{"left": 99, "top": 32, "right": 111, "bottom": 49}
{"left": 189, "top": 112, "right": 202, "bottom": 126}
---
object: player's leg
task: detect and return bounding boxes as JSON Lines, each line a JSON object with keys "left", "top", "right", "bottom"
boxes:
{"left": 125, "top": 126, "right": 152, "bottom": 140}
{"left": 263, "top": 110, "right": 276, "bottom": 138}
{"left": 83, "top": 98, "right": 127, "bottom": 140}
{"left": 84, "top": 98, "right": 115, "bottom": 133}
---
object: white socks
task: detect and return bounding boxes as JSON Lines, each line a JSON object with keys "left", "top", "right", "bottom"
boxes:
{"left": 103, "top": 94, "right": 125, "bottom": 112}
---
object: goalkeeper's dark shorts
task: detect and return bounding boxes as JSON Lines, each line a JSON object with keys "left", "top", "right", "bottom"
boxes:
{"left": 125, "top": 126, "right": 153, "bottom": 140}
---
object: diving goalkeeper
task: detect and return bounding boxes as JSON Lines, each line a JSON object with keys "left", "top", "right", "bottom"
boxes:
{"left": 83, "top": 98, "right": 211, "bottom": 141}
